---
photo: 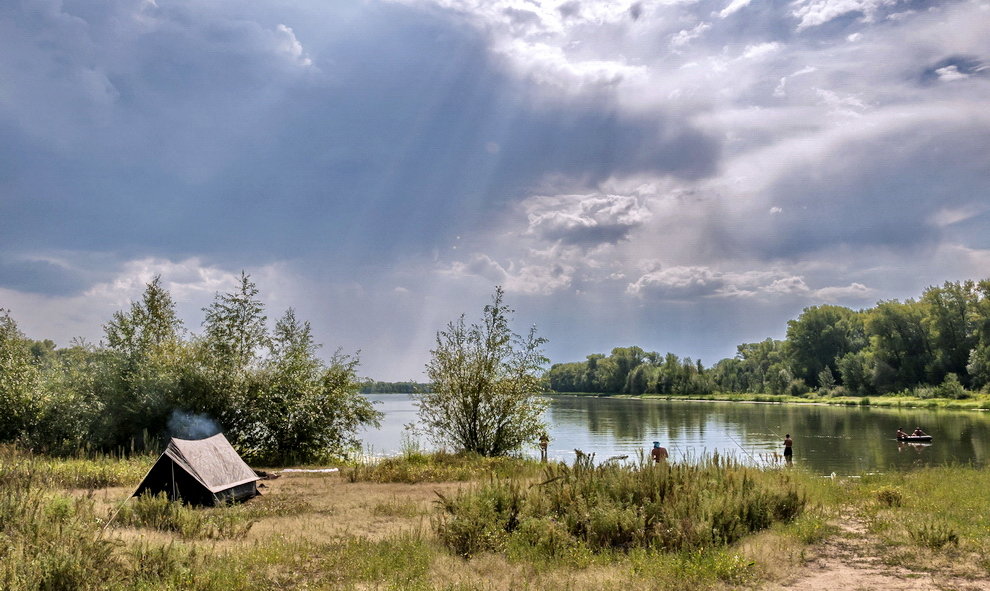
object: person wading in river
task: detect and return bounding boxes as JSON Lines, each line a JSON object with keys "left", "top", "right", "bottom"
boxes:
{"left": 783, "top": 434, "right": 793, "bottom": 464}
{"left": 650, "top": 441, "right": 668, "bottom": 463}
{"left": 538, "top": 433, "right": 550, "bottom": 462}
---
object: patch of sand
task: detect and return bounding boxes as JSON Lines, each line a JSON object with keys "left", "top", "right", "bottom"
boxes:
{"left": 773, "top": 512, "right": 990, "bottom": 591}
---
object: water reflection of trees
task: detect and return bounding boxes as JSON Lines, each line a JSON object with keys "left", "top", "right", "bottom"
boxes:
{"left": 547, "top": 396, "right": 990, "bottom": 472}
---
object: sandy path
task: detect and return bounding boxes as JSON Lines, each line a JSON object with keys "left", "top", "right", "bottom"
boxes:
{"left": 774, "top": 512, "right": 990, "bottom": 591}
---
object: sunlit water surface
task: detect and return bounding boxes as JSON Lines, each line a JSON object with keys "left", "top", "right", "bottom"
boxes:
{"left": 359, "top": 394, "right": 990, "bottom": 475}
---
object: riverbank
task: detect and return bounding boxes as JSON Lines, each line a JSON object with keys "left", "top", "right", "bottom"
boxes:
{"left": 553, "top": 391, "right": 990, "bottom": 410}
{"left": 4, "top": 450, "right": 990, "bottom": 590}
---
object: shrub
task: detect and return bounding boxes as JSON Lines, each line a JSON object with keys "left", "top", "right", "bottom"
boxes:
{"left": 874, "top": 486, "right": 903, "bottom": 507}
{"left": 908, "top": 520, "right": 959, "bottom": 549}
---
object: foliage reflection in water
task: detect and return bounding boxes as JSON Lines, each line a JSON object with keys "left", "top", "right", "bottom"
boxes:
{"left": 360, "top": 394, "right": 990, "bottom": 475}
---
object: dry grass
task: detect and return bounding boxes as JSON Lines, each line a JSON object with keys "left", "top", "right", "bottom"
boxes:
{"left": 18, "top": 449, "right": 990, "bottom": 591}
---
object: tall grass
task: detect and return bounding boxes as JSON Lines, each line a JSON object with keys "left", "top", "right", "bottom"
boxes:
{"left": 346, "top": 449, "right": 543, "bottom": 483}
{"left": 0, "top": 444, "right": 151, "bottom": 489}
{"left": 115, "top": 492, "right": 257, "bottom": 539}
{"left": 434, "top": 453, "right": 805, "bottom": 557}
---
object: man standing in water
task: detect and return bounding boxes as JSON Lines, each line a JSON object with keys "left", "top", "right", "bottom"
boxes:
{"left": 538, "top": 433, "right": 550, "bottom": 462}
{"left": 783, "top": 434, "right": 793, "bottom": 463}
{"left": 651, "top": 441, "right": 668, "bottom": 463}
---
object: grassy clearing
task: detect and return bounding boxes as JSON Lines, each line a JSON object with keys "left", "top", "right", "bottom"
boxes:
{"left": 4, "top": 448, "right": 990, "bottom": 590}
{"left": 847, "top": 466, "right": 990, "bottom": 577}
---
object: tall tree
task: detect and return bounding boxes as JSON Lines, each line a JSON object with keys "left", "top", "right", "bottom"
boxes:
{"left": 196, "top": 272, "right": 269, "bottom": 429}
{"left": 866, "top": 299, "right": 933, "bottom": 392}
{"left": 786, "top": 305, "right": 866, "bottom": 387}
{"left": 921, "top": 281, "right": 979, "bottom": 385}
{"left": 419, "top": 287, "right": 549, "bottom": 456}
{"left": 202, "top": 271, "right": 268, "bottom": 373}
{"left": 98, "top": 277, "right": 187, "bottom": 447}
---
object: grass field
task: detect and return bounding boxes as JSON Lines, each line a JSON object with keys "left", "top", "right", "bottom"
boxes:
{"left": 2, "top": 446, "right": 989, "bottom": 590}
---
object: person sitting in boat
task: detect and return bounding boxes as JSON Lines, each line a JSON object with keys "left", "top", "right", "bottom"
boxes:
{"left": 896, "top": 428, "right": 908, "bottom": 439}
{"left": 912, "top": 427, "right": 927, "bottom": 437}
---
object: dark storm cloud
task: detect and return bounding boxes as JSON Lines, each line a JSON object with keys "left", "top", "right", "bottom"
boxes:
{"left": 0, "top": 257, "right": 90, "bottom": 296}
{"left": 728, "top": 120, "right": 990, "bottom": 261}
{"left": 0, "top": 0, "right": 719, "bottom": 296}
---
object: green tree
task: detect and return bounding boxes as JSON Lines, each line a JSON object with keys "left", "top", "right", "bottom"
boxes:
{"left": 418, "top": 287, "right": 549, "bottom": 456}
{"left": 836, "top": 350, "right": 872, "bottom": 395}
{"left": 967, "top": 346, "right": 990, "bottom": 391}
{"left": 195, "top": 272, "right": 270, "bottom": 430}
{"left": 866, "top": 300, "right": 932, "bottom": 392}
{"left": 236, "top": 309, "right": 381, "bottom": 463}
{"left": 98, "top": 277, "right": 187, "bottom": 448}
{"left": 202, "top": 271, "right": 268, "bottom": 373}
{"left": 786, "top": 305, "right": 866, "bottom": 387}
{"left": 29, "top": 340, "right": 104, "bottom": 453}
{"left": 921, "top": 281, "right": 979, "bottom": 385}
{"left": 0, "top": 309, "right": 41, "bottom": 443}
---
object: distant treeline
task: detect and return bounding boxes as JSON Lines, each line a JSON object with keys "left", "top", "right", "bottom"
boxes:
{"left": 0, "top": 274, "right": 380, "bottom": 462}
{"left": 548, "top": 279, "right": 990, "bottom": 399}
{"left": 360, "top": 381, "right": 432, "bottom": 394}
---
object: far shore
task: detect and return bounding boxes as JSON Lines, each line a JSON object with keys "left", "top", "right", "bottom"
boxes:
{"left": 548, "top": 391, "right": 990, "bottom": 411}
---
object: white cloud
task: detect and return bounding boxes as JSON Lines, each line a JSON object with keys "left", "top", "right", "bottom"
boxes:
{"left": 627, "top": 266, "right": 721, "bottom": 298}
{"left": 524, "top": 192, "right": 652, "bottom": 246}
{"left": 627, "top": 266, "right": 875, "bottom": 303}
{"left": 791, "top": 0, "right": 898, "bottom": 30}
{"left": 670, "top": 22, "right": 711, "bottom": 48}
{"left": 815, "top": 282, "right": 871, "bottom": 301}
{"left": 444, "top": 254, "right": 574, "bottom": 295}
{"left": 935, "top": 65, "right": 969, "bottom": 82}
{"left": 275, "top": 24, "right": 312, "bottom": 67}
{"left": 741, "top": 42, "right": 782, "bottom": 60}
{"left": 496, "top": 39, "right": 645, "bottom": 89}
{"left": 718, "top": 0, "right": 753, "bottom": 19}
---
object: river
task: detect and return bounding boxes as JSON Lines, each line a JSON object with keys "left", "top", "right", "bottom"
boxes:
{"left": 359, "top": 394, "right": 990, "bottom": 475}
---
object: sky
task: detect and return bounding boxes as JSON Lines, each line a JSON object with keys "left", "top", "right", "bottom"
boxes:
{"left": 1, "top": 0, "right": 989, "bottom": 380}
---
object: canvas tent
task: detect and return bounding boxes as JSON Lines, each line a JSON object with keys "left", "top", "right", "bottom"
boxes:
{"left": 134, "top": 433, "right": 260, "bottom": 506}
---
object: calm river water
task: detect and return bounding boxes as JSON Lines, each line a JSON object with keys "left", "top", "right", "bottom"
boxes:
{"left": 359, "top": 394, "right": 990, "bottom": 475}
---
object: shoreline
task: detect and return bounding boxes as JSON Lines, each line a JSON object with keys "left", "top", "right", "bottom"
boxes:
{"left": 546, "top": 391, "right": 990, "bottom": 411}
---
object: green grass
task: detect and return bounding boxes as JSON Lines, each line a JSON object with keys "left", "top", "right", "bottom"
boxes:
{"left": 0, "top": 444, "right": 151, "bottom": 489}
{"left": 6, "top": 447, "right": 990, "bottom": 590}
{"left": 433, "top": 453, "right": 806, "bottom": 557}
{"left": 345, "top": 449, "right": 544, "bottom": 483}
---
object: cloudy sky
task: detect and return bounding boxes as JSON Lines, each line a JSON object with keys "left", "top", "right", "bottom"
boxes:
{"left": 2, "top": 0, "right": 988, "bottom": 379}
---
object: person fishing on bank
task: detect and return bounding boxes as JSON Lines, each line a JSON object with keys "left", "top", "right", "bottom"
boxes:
{"left": 783, "top": 433, "right": 793, "bottom": 463}
{"left": 538, "top": 432, "right": 550, "bottom": 462}
{"left": 651, "top": 441, "right": 669, "bottom": 463}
